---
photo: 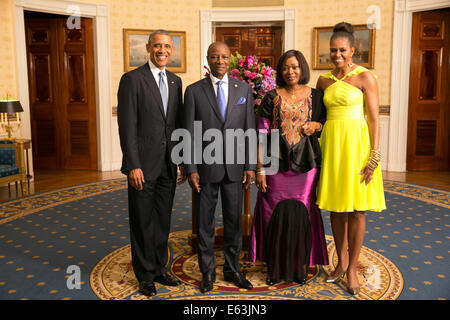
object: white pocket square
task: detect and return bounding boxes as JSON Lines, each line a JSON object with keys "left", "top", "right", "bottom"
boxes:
{"left": 237, "top": 97, "right": 246, "bottom": 105}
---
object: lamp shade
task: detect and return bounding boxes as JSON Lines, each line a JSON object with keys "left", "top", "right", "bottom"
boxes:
{"left": 0, "top": 100, "right": 24, "bottom": 113}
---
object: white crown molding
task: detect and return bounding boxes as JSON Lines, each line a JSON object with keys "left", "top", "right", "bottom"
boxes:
{"left": 405, "top": 0, "right": 450, "bottom": 12}
{"left": 206, "top": 8, "right": 291, "bottom": 22}
{"left": 200, "top": 8, "right": 296, "bottom": 77}
{"left": 14, "top": 0, "right": 100, "bottom": 16}
{"left": 13, "top": 0, "right": 113, "bottom": 172}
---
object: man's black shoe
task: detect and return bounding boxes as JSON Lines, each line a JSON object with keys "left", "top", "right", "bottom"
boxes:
{"left": 200, "top": 273, "right": 216, "bottom": 293}
{"left": 139, "top": 281, "right": 156, "bottom": 296}
{"left": 223, "top": 272, "right": 253, "bottom": 289}
{"left": 154, "top": 273, "right": 181, "bottom": 286}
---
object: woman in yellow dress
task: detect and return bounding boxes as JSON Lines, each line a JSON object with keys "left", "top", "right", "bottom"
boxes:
{"left": 316, "top": 22, "right": 386, "bottom": 295}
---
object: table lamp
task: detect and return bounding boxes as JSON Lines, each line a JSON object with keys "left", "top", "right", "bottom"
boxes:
{"left": 0, "top": 99, "right": 24, "bottom": 140}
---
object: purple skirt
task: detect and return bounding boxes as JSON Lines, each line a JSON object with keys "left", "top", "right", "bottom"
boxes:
{"left": 248, "top": 168, "right": 329, "bottom": 266}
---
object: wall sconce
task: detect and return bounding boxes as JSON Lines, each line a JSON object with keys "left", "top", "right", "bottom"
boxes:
{"left": 0, "top": 100, "right": 24, "bottom": 140}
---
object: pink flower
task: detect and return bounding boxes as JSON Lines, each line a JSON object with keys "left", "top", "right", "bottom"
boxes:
{"left": 246, "top": 56, "right": 255, "bottom": 68}
{"left": 203, "top": 65, "right": 210, "bottom": 77}
{"left": 229, "top": 52, "right": 276, "bottom": 114}
{"left": 230, "top": 69, "right": 240, "bottom": 79}
{"left": 263, "top": 67, "right": 274, "bottom": 77}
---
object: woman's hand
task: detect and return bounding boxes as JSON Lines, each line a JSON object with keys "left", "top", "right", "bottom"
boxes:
{"left": 301, "top": 121, "right": 321, "bottom": 136}
{"left": 359, "top": 165, "right": 375, "bottom": 185}
{"left": 256, "top": 172, "right": 267, "bottom": 193}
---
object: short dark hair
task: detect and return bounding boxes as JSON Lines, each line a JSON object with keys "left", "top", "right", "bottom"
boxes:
{"left": 276, "top": 50, "right": 310, "bottom": 87}
{"left": 330, "top": 22, "right": 355, "bottom": 47}
{"left": 148, "top": 30, "right": 172, "bottom": 44}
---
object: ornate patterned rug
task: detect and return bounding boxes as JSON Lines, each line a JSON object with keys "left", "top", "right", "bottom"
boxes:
{"left": 0, "top": 179, "right": 448, "bottom": 300}
{"left": 90, "top": 231, "right": 403, "bottom": 300}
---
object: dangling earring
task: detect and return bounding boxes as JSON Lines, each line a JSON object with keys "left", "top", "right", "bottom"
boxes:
{"left": 349, "top": 53, "right": 354, "bottom": 68}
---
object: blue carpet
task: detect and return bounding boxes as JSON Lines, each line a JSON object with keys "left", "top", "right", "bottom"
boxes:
{"left": 0, "top": 179, "right": 448, "bottom": 300}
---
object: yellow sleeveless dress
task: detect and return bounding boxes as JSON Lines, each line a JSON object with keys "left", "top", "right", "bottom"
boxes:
{"left": 316, "top": 66, "right": 386, "bottom": 213}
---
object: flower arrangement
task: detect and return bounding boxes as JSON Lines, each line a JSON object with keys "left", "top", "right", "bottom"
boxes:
{"left": 229, "top": 52, "right": 276, "bottom": 115}
{"left": 204, "top": 52, "right": 276, "bottom": 115}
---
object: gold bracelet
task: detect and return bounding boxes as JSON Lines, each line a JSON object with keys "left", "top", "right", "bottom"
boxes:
{"left": 367, "top": 162, "right": 378, "bottom": 171}
{"left": 366, "top": 149, "right": 381, "bottom": 170}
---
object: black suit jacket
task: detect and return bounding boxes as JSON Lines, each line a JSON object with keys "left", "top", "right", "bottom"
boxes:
{"left": 117, "top": 63, "right": 183, "bottom": 180}
{"left": 183, "top": 76, "right": 257, "bottom": 183}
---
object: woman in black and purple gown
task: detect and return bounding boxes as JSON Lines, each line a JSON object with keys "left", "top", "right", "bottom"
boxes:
{"left": 248, "top": 50, "right": 328, "bottom": 285}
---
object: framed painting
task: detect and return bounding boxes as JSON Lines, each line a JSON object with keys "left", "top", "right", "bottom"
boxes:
{"left": 312, "top": 24, "right": 376, "bottom": 69}
{"left": 123, "top": 29, "right": 186, "bottom": 73}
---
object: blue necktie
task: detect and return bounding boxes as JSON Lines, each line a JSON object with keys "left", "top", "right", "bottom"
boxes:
{"left": 159, "top": 71, "right": 168, "bottom": 116}
{"left": 216, "top": 80, "right": 226, "bottom": 121}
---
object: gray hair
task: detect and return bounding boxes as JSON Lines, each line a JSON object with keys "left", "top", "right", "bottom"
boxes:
{"left": 148, "top": 30, "right": 172, "bottom": 44}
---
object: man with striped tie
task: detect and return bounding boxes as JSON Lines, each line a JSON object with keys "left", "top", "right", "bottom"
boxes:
{"left": 117, "top": 30, "right": 184, "bottom": 297}
{"left": 183, "top": 42, "right": 256, "bottom": 293}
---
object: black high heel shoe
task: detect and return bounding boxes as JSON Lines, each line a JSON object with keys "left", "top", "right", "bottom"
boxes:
{"left": 266, "top": 277, "right": 278, "bottom": 286}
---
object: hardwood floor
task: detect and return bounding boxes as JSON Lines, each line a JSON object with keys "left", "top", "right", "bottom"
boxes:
{"left": 383, "top": 171, "right": 450, "bottom": 191}
{"left": 0, "top": 169, "right": 123, "bottom": 202}
{"left": 0, "top": 169, "right": 449, "bottom": 203}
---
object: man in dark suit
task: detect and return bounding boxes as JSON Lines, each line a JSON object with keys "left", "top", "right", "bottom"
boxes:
{"left": 183, "top": 42, "right": 256, "bottom": 293}
{"left": 117, "top": 30, "right": 184, "bottom": 297}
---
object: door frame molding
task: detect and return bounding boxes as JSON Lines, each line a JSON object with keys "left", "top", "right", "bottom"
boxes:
{"left": 200, "top": 8, "right": 296, "bottom": 77}
{"left": 13, "top": 0, "right": 112, "bottom": 172}
{"left": 389, "top": 0, "right": 450, "bottom": 171}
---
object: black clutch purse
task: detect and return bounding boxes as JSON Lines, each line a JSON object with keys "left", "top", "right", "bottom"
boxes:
{"left": 289, "top": 135, "right": 322, "bottom": 173}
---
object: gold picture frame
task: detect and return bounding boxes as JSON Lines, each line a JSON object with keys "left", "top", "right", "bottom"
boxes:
{"left": 312, "top": 24, "right": 376, "bottom": 70}
{"left": 123, "top": 29, "right": 186, "bottom": 73}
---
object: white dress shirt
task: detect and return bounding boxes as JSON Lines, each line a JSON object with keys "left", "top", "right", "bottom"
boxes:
{"left": 148, "top": 60, "right": 169, "bottom": 99}
{"left": 210, "top": 73, "right": 229, "bottom": 106}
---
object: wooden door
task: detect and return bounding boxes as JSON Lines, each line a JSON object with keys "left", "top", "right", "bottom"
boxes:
{"left": 216, "top": 26, "right": 282, "bottom": 69}
{"left": 25, "top": 14, "right": 98, "bottom": 170}
{"left": 407, "top": 9, "right": 450, "bottom": 171}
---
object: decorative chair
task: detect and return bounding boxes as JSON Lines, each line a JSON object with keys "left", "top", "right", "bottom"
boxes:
{"left": 0, "top": 139, "right": 27, "bottom": 195}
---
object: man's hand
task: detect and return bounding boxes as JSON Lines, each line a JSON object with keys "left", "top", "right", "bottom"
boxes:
{"left": 177, "top": 165, "right": 187, "bottom": 184}
{"left": 188, "top": 172, "right": 201, "bottom": 193}
{"left": 129, "top": 168, "right": 145, "bottom": 191}
{"left": 242, "top": 170, "right": 255, "bottom": 190}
